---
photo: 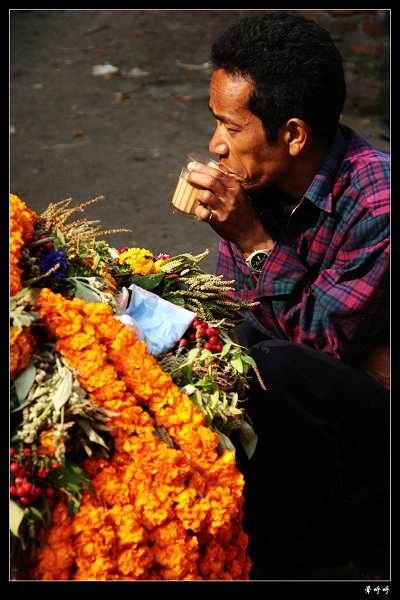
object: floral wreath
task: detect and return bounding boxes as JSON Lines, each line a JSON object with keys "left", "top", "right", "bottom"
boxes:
{"left": 9, "top": 193, "right": 264, "bottom": 580}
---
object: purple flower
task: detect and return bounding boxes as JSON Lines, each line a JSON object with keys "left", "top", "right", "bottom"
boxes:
{"left": 39, "top": 249, "right": 70, "bottom": 281}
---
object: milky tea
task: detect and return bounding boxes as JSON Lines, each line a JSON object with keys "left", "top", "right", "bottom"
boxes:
{"left": 170, "top": 153, "right": 219, "bottom": 219}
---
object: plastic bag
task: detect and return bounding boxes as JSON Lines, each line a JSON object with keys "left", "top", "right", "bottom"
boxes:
{"left": 119, "top": 284, "right": 196, "bottom": 355}
{"left": 114, "top": 313, "right": 150, "bottom": 350}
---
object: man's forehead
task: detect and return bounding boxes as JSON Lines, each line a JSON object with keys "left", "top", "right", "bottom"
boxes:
{"left": 209, "top": 70, "right": 253, "bottom": 117}
{"left": 210, "top": 69, "right": 252, "bottom": 99}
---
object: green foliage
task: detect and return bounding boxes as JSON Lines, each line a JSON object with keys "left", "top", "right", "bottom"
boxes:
{"left": 47, "top": 460, "right": 95, "bottom": 517}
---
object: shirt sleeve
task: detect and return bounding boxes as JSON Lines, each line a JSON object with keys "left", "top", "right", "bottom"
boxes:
{"left": 282, "top": 211, "right": 389, "bottom": 361}
{"left": 216, "top": 210, "right": 389, "bottom": 363}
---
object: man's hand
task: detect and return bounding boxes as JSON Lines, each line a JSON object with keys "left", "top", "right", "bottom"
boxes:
{"left": 187, "top": 160, "right": 274, "bottom": 255}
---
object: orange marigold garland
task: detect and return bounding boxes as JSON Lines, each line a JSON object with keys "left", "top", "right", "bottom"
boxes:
{"left": 9, "top": 194, "right": 37, "bottom": 296}
{"left": 32, "top": 288, "right": 251, "bottom": 580}
{"left": 9, "top": 196, "right": 38, "bottom": 381}
{"left": 10, "top": 325, "right": 37, "bottom": 382}
{"left": 29, "top": 501, "right": 75, "bottom": 581}
{"left": 10, "top": 194, "right": 253, "bottom": 581}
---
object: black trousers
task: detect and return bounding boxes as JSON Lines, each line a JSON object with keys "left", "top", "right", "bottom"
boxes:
{"left": 231, "top": 323, "right": 390, "bottom": 579}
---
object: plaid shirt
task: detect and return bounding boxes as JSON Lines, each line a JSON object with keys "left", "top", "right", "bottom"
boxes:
{"left": 216, "top": 125, "right": 390, "bottom": 362}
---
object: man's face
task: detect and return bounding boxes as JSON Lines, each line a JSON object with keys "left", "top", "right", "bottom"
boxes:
{"left": 208, "top": 69, "right": 290, "bottom": 192}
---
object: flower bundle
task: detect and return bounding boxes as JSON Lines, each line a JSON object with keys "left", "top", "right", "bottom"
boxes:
{"left": 9, "top": 194, "right": 255, "bottom": 580}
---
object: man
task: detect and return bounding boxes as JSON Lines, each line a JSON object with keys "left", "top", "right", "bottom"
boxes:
{"left": 186, "top": 12, "right": 390, "bottom": 580}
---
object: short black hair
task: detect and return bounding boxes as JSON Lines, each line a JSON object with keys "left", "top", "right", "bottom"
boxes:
{"left": 210, "top": 12, "right": 346, "bottom": 144}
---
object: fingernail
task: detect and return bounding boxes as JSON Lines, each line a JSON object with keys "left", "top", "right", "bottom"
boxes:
{"left": 187, "top": 161, "right": 197, "bottom": 170}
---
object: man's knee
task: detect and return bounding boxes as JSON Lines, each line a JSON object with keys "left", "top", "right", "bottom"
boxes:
{"left": 248, "top": 339, "right": 305, "bottom": 386}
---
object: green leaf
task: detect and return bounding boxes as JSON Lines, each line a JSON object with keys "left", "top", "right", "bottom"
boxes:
{"left": 77, "top": 418, "right": 110, "bottom": 449}
{"left": 66, "top": 277, "right": 118, "bottom": 310}
{"left": 219, "top": 343, "right": 232, "bottom": 358}
{"left": 181, "top": 384, "right": 196, "bottom": 396}
{"left": 160, "top": 253, "right": 197, "bottom": 270}
{"left": 219, "top": 329, "right": 243, "bottom": 348}
{"left": 230, "top": 357, "right": 244, "bottom": 373}
{"left": 27, "top": 506, "right": 47, "bottom": 523}
{"left": 10, "top": 289, "right": 41, "bottom": 329}
{"left": 199, "top": 349, "right": 213, "bottom": 361}
{"left": 54, "top": 227, "right": 65, "bottom": 245}
{"left": 238, "top": 419, "right": 258, "bottom": 460}
{"left": 10, "top": 500, "right": 25, "bottom": 538}
{"left": 209, "top": 390, "right": 220, "bottom": 410}
{"left": 13, "top": 363, "right": 36, "bottom": 407}
{"left": 67, "top": 496, "right": 82, "bottom": 518}
{"left": 48, "top": 459, "right": 94, "bottom": 499}
{"left": 229, "top": 392, "right": 239, "bottom": 409}
{"left": 216, "top": 430, "right": 236, "bottom": 453}
{"left": 240, "top": 354, "right": 257, "bottom": 367}
{"left": 166, "top": 297, "right": 185, "bottom": 307}
{"left": 11, "top": 310, "right": 40, "bottom": 331}
{"left": 193, "top": 377, "right": 217, "bottom": 392}
{"left": 72, "top": 279, "right": 103, "bottom": 303}
{"left": 53, "top": 368, "right": 72, "bottom": 411}
{"left": 10, "top": 288, "right": 41, "bottom": 330}
{"left": 92, "top": 253, "right": 101, "bottom": 271}
{"left": 129, "top": 273, "right": 165, "bottom": 292}
{"left": 187, "top": 348, "right": 200, "bottom": 363}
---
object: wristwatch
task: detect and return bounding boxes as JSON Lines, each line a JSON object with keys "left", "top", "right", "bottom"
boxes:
{"left": 245, "top": 248, "right": 272, "bottom": 273}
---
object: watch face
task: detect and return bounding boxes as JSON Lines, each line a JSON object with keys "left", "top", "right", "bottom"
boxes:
{"left": 251, "top": 251, "right": 268, "bottom": 271}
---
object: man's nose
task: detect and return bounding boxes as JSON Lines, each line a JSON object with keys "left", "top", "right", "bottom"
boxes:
{"left": 209, "top": 135, "right": 228, "bottom": 156}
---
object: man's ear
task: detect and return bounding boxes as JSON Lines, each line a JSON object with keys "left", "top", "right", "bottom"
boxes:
{"left": 283, "top": 118, "right": 310, "bottom": 157}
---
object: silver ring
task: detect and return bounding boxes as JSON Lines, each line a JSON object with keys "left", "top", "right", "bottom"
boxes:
{"left": 207, "top": 210, "right": 213, "bottom": 223}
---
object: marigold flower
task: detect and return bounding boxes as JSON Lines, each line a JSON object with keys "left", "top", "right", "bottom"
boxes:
{"left": 9, "top": 194, "right": 37, "bottom": 296}
{"left": 118, "top": 247, "right": 162, "bottom": 275}
{"left": 38, "top": 429, "right": 58, "bottom": 457}
{"left": 150, "top": 520, "right": 200, "bottom": 580}
{"left": 33, "top": 501, "right": 75, "bottom": 580}
{"left": 29, "top": 276, "right": 250, "bottom": 581}
{"left": 10, "top": 326, "right": 36, "bottom": 382}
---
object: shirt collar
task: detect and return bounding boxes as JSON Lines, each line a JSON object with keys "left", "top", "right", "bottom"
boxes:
{"left": 303, "top": 125, "right": 348, "bottom": 214}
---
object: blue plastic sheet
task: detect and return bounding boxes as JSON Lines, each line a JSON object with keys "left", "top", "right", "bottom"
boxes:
{"left": 118, "top": 284, "right": 196, "bottom": 355}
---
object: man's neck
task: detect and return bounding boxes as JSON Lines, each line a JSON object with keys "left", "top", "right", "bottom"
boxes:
{"left": 278, "top": 140, "right": 328, "bottom": 200}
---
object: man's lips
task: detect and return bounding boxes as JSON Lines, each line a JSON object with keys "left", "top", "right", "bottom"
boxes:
{"left": 218, "top": 162, "right": 250, "bottom": 184}
{"left": 218, "top": 162, "right": 239, "bottom": 177}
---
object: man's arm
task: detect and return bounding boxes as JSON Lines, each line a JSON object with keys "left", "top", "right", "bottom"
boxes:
{"left": 217, "top": 211, "right": 389, "bottom": 363}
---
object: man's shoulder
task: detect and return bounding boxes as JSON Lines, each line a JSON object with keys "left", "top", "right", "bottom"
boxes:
{"left": 337, "top": 125, "right": 390, "bottom": 191}
{"left": 339, "top": 123, "right": 390, "bottom": 168}
{"left": 332, "top": 125, "right": 390, "bottom": 216}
